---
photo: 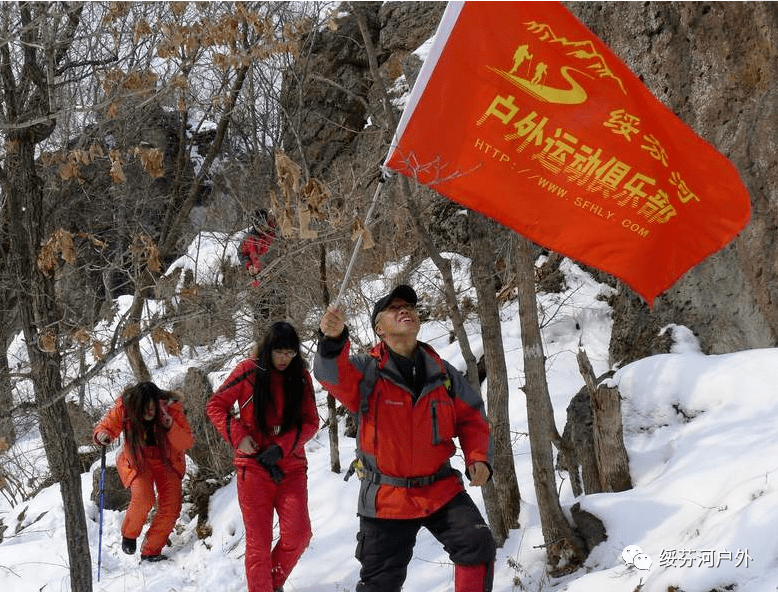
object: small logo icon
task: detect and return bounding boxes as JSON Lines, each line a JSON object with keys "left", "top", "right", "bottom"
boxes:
{"left": 622, "top": 545, "right": 652, "bottom": 571}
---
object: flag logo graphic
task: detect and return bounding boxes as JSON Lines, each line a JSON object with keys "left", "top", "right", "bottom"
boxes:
{"left": 385, "top": 1, "right": 750, "bottom": 305}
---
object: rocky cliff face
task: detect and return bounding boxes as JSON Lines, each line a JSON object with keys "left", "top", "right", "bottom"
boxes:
{"left": 566, "top": 2, "right": 778, "bottom": 362}
{"left": 287, "top": 2, "right": 778, "bottom": 363}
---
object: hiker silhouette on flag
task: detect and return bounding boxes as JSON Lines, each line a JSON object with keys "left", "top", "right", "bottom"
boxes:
{"left": 509, "top": 43, "right": 532, "bottom": 74}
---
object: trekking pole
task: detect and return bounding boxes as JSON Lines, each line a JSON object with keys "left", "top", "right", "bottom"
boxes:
{"left": 97, "top": 444, "right": 106, "bottom": 582}
{"left": 331, "top": 175, "right": 387, "bottom": 308}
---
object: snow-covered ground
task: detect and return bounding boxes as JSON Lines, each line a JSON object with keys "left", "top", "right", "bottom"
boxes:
{"left": 1, "top": 234, "right": 776, "bottom": 592}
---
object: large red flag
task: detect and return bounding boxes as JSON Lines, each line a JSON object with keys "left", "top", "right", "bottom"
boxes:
{"left": 384, "top": 1, "right": 751, "bottom": 305}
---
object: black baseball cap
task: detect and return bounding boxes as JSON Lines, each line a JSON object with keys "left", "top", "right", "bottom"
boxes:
{"left": 371, "top": 285, "right": 417, "bottom": 330}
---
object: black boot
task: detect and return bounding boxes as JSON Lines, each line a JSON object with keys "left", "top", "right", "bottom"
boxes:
{"left": 121, "top": 537, "right": 136, "bottom": 555}
{"left": 140, "top": 553, "right": 169, "bottom": 562}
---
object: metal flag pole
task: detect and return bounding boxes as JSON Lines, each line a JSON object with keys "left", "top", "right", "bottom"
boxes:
{"left": 331, "top": 176, "right": 387, "bottom": 308}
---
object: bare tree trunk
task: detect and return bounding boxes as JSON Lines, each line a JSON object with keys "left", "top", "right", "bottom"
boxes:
{"left": 577, "top": 348, "right": 632, "bottom": 492}
{"left": 320, "top": 244, "right": 341, "bottom": 473}
{"left": 159, "top": 63, "right": 250, "bottom": 258}
{"left": 0, "top": 4, "right": 92, "bottom": 587}
{"left": 6, "top": 136, "right": 92, "bottom": 592}
{"left": 124, "top": 289, "right": 152, "bottom": 382}
{"left": 469, "top": 213, "right": 521, "bottom": 546}
{"left": 0, "top": 311, "right": 14, "bottom": 447}
{"left": 514, "top": 234, "right": 585, "bottom": 575}
{"left": 557, "top": 385, "right": 600, "bottom": 497}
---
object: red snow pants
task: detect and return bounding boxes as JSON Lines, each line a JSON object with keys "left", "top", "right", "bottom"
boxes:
{"left": 237, "top": 462, "right": 312, "bottom": 592}
{"left": 122, "top": 449, "right": 183, "bottom": 556}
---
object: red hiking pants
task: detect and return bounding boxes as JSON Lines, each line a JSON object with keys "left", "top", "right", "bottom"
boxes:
{"left": 122, "top": 453, "right": 183, "bottom": 556}
{"left": 237, "top": 462, "right": 312, "bottom": 592}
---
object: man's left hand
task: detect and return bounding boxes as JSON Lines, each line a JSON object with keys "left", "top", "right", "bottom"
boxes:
{"left": 467, "top": 461, "right": 490, "bottom": 487}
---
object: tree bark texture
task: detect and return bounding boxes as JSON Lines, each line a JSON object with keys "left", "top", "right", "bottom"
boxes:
{"left": 0, "top": 5, "right": 92, "bottom": 585}
{"left": 319, "top": 243, "right": 341, "bottom": 473}
{"left": 5, "top": 137, "right": 93, "bottom": 591}
{"left": 469, "top": 213, "right": 521, "bottom": 545}
{"left": 514, "top": 234, "right": 585, "bottom": 574}
{"left": 576, "top": 349, "right": 632, "bottom": 492}
{"left": 124, "top": 288, "right": 152, "bottom": 383}
{"left": 558, "top": 385, "right": 601, "bottom": 497}
{"left": 0, "top": 319, "right": 14, "bottom": 447}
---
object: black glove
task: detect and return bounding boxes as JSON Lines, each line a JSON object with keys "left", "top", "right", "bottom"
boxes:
{"left": 266, "top": 464, "right": 284, "bottom": 484}
{"left": 257, "top": 444, "right": 283, "bottom": 466}
{"left": 257, "top": 445, "right": 284, "bottom": 484}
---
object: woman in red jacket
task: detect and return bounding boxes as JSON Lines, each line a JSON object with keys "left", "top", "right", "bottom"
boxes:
{"left": 239, "top": 209, "right": 276, "bottom": 288}
{"left": 207, "top": 321, "right": 319, "bottom": 592}
{"left": 94, "top": 381, "right": 193, "bottom": 561}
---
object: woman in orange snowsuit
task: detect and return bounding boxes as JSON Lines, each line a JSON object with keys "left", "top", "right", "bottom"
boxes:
{"left": 94, "top": 381, "right": 193, "bottom": 561}
{"left": 207, "top": 321, "right": 319, "bottom": 592}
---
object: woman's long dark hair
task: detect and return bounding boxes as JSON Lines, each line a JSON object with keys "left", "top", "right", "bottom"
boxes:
{"left": 252, "top": 321, "right": 307, "bottom": 437}
{"left": 121, "top": 381, "right": 171, "bottom": 470}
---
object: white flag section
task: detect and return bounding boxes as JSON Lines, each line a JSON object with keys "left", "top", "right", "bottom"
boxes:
{"left": 383, "top": 1, "right": 464, "bottom": 168}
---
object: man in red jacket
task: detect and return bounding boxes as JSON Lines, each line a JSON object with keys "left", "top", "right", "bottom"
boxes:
{"left": 315, "top": 285, "right": 496, "bottom": 592}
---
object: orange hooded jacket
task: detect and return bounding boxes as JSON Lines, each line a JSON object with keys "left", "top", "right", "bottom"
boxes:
{"left": 93, "top": 395, "right": 193, "bottom": 487}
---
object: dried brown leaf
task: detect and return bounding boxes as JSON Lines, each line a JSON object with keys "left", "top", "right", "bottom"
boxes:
{"left": 41, "top": 151, "right": 64, "bottom": 166}
{"left": 92, "top": 340, "right": 105, "bottom": 361}
{"left": 298, "top": 207, "right": 318, "bottom": 239}
{"left": 302, "top": 178, "right": 329, "bottom": 219}
{"left": 71, "top": 149, "right": 91, "bottom": 165}
{"left": 133, "top": 19, "right": 152, "bottom": 44}
{"left": 89, "top": 143, "right": 105, "bottom": 159}
{"left": 178, "top": 286, "right": 198, "bottom": 300}
{"left": 37, "top": 229, "right": 76, "bottom": 275}
{"left": 139, "top": 233, "right": 162, "bottom": 273}
{"left": 40, "top": 328, "right": 58, "bottom": 353}
{"left": 73, "top": 328, "right": 91, "bottom": 346}
{"left": 171, "top": 2, "right": 187, "bottom": 17}
{"left": 122, "top": 323, "right": 140, "bottom": 340}
{"left": 37, "top": 242, "right": 59, "bottom": 276}
{"left": 58, "top": 229, "right": 76, "bottom": 264}
{"left": 351, "top": 219, "right": 375, "bottom": 250}
{"left": 134, "top": 146, "right": 165, "bottom": 178}
{"left": 110, "top": 160, "right": 126, "bottom": 184}
{"left": 59, "top": 161, "right": 79, "bottom": 181}
{"left": 172, "top": 74, "right": 189, "bottom": 90}
{"left": 152, "top": 327, "right": 181, "bottom": 356}
{"left": 274, "top": 150, "right": 302, "bottom": 204}
{"left": 278, "top": 209, "right": 296, "bottom": 238}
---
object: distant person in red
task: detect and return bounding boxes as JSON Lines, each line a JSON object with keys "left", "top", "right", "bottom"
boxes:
{"left": 94, "top": 382, "right": 193, "bottom": 562}
{"left": 207, "top": 321, "right": 319, "bottom": 592}
{"left": 240, "top": 209, "right": 276, "bottom": 287}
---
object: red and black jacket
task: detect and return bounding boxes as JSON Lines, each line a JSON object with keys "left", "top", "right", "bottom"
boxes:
{"left": 314, "top": 329, "right": 493, "bottom": 519}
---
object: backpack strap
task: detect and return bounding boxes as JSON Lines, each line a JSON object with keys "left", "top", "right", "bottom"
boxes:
{"left": 343, "top": 354, "right": 454, "bottom": 483}
{"left": 358, "top": 357, "right": 379, "bottom": 416}
{"left": 210, "top": 365, "right": 256, "bottom": 442}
